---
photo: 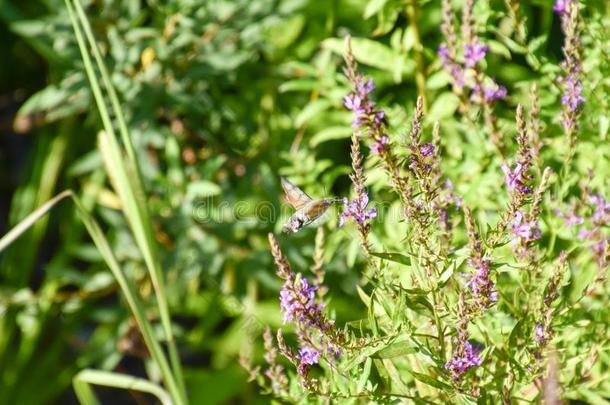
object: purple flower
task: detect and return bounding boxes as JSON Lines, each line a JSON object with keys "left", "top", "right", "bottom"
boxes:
{"left": 463, "top": 40, "right": 489, "bottom": 68}
{"left": 591, "top": 239, "right": 609, "bottom": 268}
{"left": 438, "top": 43, "right": 465, "bottom": 88}
{"left": 344, "top": 75, "right": 386, "bottom": 131}
{"left": 471, "top": 82, "right": 507, "bottom": 104}
{"left": 588, "top": 194, "right": 610, "bottom": 224}
{"left": 298, "top": 345, "right": 320, "bottom": 366}
{"left": 279, "top": 276, "right": 321, "bottom": 324}
{"left": 555, "top": 206, "right": 584, "bottom": 228}
{"left": 463, "top": 259, "right": 497, "bottom": 304}
{"left": 343, "top": 94, "right": 362, "bottom": 112}
{"left": 511, "top": 211, "right": 541, "bottom": 241}
{"left": 445, "top": 341, "right": 482, "bottom": 378}
{"left": 373, "top": 110, "right": 385, "bottom": 126}
{"left": 502, "top": 163, "right": 532, "bottom": 195}
{"left": 535, "top": 324, "right": 546, "bottom": 344}
{"left": 369, "top": 135, "right": 388, "bottom": 155}
{"left": 484, "top": 84, "right": 507, "bottom": 102}
{"left": 511, "top": 211, "right": 541, "bottom": 259}
{"left": 553, "top": 0, "right": 568, "bottom": 13}
{"left": 339, "top": 192, "right": 377, "bottom": 226}
{"left": 419, "top": 142, "right": 435, "bottom": 158}
{"left": 438, "top": 43, "right": 450, "bottom": 60}
{"left": 561, "top": 74, "right": 585, "bottom": 112}
{"left": 357, "top": 78, "right": 375, "bottom": 96}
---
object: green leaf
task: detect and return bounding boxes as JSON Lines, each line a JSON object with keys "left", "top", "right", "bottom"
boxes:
{"left": 528, "top": 35, "right": 547, "bottom": 53}
{"left": 488, "top": 40, "right": 511, "bottom": 60}
{"left": 73, "top": 370, "right": 172, "bottom": 405}
{"left": 600, "top": 116, "right": 609, "bottom": 140}
{"left": 264, "top": 14, "right": 305, "bottom": 50}
{"left": 426, "top": 71, "right": 451, "bottom": 90}
{"left": 368, "top": 290, "right": 379, "bottom": 335}
{"left": 379, "top": 360, "right": 410, "bottom": 394}
{"left": 357, "top": 358, "right": 373, "bottom": 392}
{"left": 372, "top": 341, "right": 417, "bottom": 359}
{"left": 495, "top": 32, "right": 527, "bottom": 53}
{"left": 0, "top": 191, "right": 72, "bottom": 253}
{"left": 364, "top": 0, "right": 390, "bottom": 19}
{"left": 322, "top": 37, "right": 414, "bottom": 77}
{"left": 429, "top": 93, "right": 460, "bottom": 120}
{"left": 278, "top": 79, "right": 318, "bottom": 93}
{"left": 357, "top": 285, "right": 371, "bottom": 308}
{"left": 575, "top": 388, "right": 610, "bottom": 405}
{"left": 186, "top": 181, "right": 222, "bottom": 199}
{"left": 508, "top": 318, "right": 526, "bottom": 348}
{"left": 309, "top": 126, "right": 352, "bottom": 147}
{"left": 295, "top": 99, "right": 331, "bottom": 128}
{"left": 406, "top": 369, "right": 452, "bottom": 390}
{"left": 370, "top": 252, "right": 411, "bottom": 266}
{"left": 65, "top": 1, "right": 186, "bottom": 400}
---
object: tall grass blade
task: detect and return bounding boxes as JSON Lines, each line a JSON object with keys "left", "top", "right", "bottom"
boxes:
{"left": 73, "top": 369, "right": 172, "bottom": 405}
{"left": 0, "top": 190, "right": 72, "bottom": 253}
{"left": 64, "top": 0, "right": 186, "bottom": 398}
{"left": 0, "top": 189, "right": 184, "bottom": 404}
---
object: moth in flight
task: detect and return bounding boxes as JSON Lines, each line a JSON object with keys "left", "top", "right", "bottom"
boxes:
{"left": 280, "top": 177, "right": 340, "bottom": 234}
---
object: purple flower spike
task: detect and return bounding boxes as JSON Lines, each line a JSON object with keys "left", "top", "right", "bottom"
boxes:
{"left": 561, "top": 74, "right": 585, "bottom": 113}
{"left": 445, "top": 341, "right": 482, "bottom": 378}
{"left": 343, "top": 75, "right": 386, "bottom": 131}
{"left": 279, "top": 276, "right": 320, "bottom": 324}
{"left": 298, "top": 345, "right": 320, "bottom": 366}
{"left": 438, "top": 43, "right": 465, "bottom": 88}
{"left": 339, "top": 192, "right": 377, "bottom": 226}
{"left": 463, "top": 259, "right": 496, "bottom": 300}
{"left": 369, "top": 135, "right": 389, "bottom": 155}
{"left": 463, "top": 40, "right": 489, "bottom": 68}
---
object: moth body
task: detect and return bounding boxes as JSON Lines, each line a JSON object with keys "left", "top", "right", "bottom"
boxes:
{"left": 279, "top": 177, "right": 339, "bottom": 234}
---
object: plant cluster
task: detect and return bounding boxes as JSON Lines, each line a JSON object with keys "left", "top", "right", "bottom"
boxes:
{"left": 0, "top": 0, "right": 608, "bottom": 403}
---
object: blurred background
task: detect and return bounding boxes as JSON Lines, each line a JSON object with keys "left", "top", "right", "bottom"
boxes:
{"left": 0, "top": 0, "right": 606, "bottom": 403}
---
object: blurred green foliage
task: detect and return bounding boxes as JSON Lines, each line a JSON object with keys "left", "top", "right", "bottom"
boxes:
{"left": 0, "top": 0, "right": 609, "bottom": 403}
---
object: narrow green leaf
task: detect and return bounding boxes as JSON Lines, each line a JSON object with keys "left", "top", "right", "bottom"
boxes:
{"left": 357, "top": 358, "right": 373, "bottom": 392}
{"left": 295, "top": 99, "right": 331, "bottom": 128}
{"left": 66, "top": 1, "right": 185, "bottom": 398}
{"left": 372, "top": 341, "right": 417, "bottom": 359}
{"left": 356, "top": 285, "right": 371, "bottom": 308}
{"left": 73, "top": 370, "right": 172, "bottom": 405}
{"left": 370, "top": 252, "right": 411, "bottom": 266}
{"left": 364, "top": 0, "right": 389, "bottom": 19}
{"left": 428, "top": 93, "right": 460, "bottom": 120}
{"left": 0, "top": 190, "right": 72, "bottom": 253}
{"left": 406, "top": 369, "right": 452, "bottom": 390}
{"left": 309, "top": 126, "right": 352, "bottom": 147}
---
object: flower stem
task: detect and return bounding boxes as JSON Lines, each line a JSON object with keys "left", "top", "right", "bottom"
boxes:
{"left": 406, "top": 0, "right": 427, "bottom": 110}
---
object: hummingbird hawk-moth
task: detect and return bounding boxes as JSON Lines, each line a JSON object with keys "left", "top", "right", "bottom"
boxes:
{"left": 280, "top": 177, "right": 340, "bottom": 234}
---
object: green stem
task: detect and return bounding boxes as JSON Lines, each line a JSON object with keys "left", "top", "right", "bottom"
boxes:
{"left": 406, "top": 0, "right": 427, "bottom": 110}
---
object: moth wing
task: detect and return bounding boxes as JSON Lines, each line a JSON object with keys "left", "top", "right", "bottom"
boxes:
{"left": 304, "top": 199, "right": 332, "bottom": 221}
{"left": 280, "top": 177, "right": 313, "bottom": 210}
